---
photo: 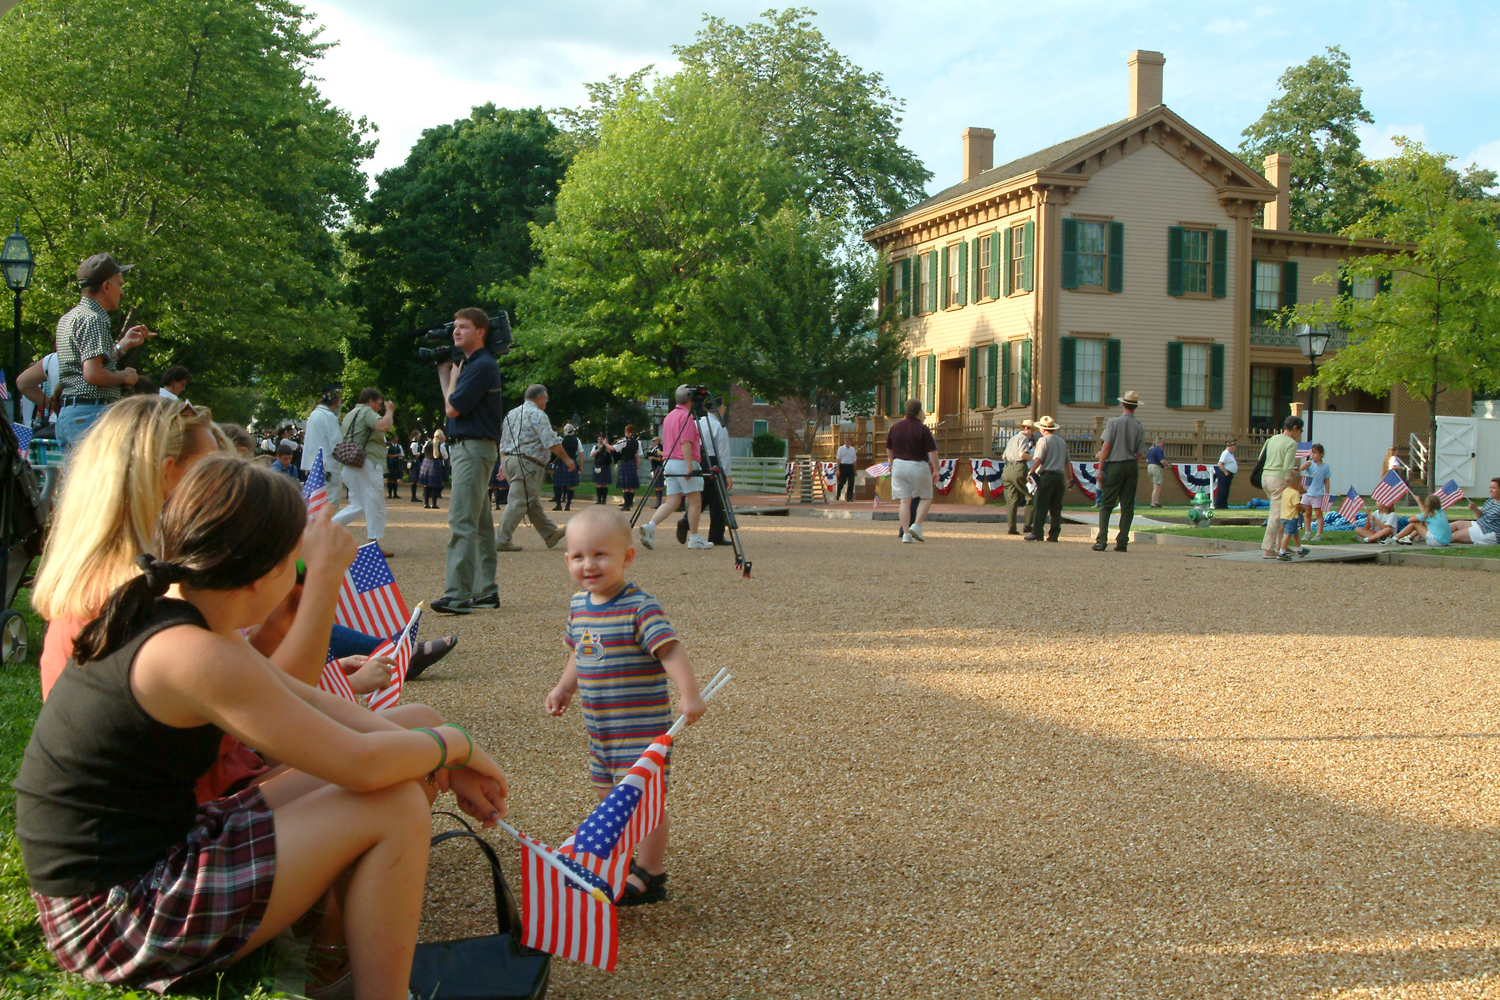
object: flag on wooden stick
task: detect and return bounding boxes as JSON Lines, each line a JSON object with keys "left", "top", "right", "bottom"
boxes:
{"left": 1371, "top": 470, "right": 1409, "bottom": 508}
{"left": 1435, "top": 479, "right": 1466, "bottom": 509}
{"left": 366, "top": 604, "right": 421, "bottom": 713}
{"left": 1336, "top": 486, "right": 1364, "bottom": 524}
{"left": 336, "top": 542, "right": 409, "bottom": 639}
{"left": 571, "top": 734, "right": 672, "bottom": 898}
{"left": 519, "top": 834, "right": 618, "bottom": 972}
{"left": 318, "top": 656, "right": 357, "bottom": 702}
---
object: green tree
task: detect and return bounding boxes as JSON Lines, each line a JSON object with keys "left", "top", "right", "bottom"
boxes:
{"left": 1296, "top": 139, "right": 1500, "bottom": 487}
{"left": 0, "top": 0, "right": 372, "bottom": 422}
{"left": 345, "top": 104, "right": 567, "bottom": 426}
{"left": 692, "top": 207, "right": 906, "bottom": 452}
{"left": 1239, "top": 46, "right": 1378, "bottom": 234}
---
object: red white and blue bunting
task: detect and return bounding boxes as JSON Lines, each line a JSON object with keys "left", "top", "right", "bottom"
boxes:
{"left": 1070, "top": 462, "right": 1099, "bottom": 500}
{"left": 935, "top": 459, "right": 958, "bottom": 494}
{"left": 970, "top": 458, "right": 1003, "bottom": 497}
{"left": 820, "top": 462, "right": 838, "bottom": 492}
{"left": 1172, "top": 463, "right": 1218, "bottom": 498}
{"left": 785, "top": 462, "right": 795, "bottom": 493}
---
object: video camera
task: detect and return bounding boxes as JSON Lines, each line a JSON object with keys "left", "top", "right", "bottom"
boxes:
{"left": 683, "top": 384, "right": 713, "bottom": 418}
{"left": 411, "top": 311, "right": 514, "bottom": 366}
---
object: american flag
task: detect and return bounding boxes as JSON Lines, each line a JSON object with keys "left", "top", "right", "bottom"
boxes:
{"left": 0, "top": 370, "right": 9, "bottom": 400}
{"left": 520, "top": 834, "right": 618, "bottom": 971}
{"left": 1336, "top": 486, "right": 1364, "bottom": 523}
{"left": 303, "top": 448, "right": 329, "bottom": 517}
{"left": 1370, "top": 470, "right": 1409, "bottom": 508}
{"left": 1296, "top": 442, "right": 1313, "bottom": 461}
{"left": 1435, "top": 479, "right": 1466, "bottom": 509}
{"left": 318, "top": 655, "right": 357, "bottom": 702}
{"left": 366, "top": 605, "right": 421, "bottom": 713}
{"left": 572, "top": 735, "right": 672, "bottom": 898}
{"left": 11, "top": 422, "right": 32, "bottom": 458}
{"left": 335, "top": 542, "right": 409, "bottom": 639}
{"left": 864, "top": 462, "right": 891, "bottom": 477}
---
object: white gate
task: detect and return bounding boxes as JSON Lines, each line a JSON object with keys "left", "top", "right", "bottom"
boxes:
{"left": 1435, "top": 416, "right": 1478, "bottom": 488}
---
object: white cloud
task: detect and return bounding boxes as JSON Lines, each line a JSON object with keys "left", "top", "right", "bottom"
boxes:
{"left": 1204, "top": 18, "right": 1251, "bottom": 35}
{"left": 1461, "top": 139, "right": 1500, "bottom": 174}
{"left": 1356, "top": 122, "right": 1428, "bottom": 161}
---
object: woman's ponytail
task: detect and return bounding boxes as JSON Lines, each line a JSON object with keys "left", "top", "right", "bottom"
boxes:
{"left": 73, "top": 553, "right": 185, "bottom": 665}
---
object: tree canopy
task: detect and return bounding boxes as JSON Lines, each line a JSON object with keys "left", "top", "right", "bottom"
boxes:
{"left": 0, "top": 0, "right": 372, "bottom": 422}
{"left": 1239, "top": 46, "right": 1378, "bottom": 234}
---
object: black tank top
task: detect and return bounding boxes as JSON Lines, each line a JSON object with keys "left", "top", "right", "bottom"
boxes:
{"left": 14, "top": 599, "right": 224, "bottom": 896}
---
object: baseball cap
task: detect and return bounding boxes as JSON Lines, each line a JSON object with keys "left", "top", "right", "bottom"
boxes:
{"left": 76, "top": 253, "right": 133, "bottom": 287}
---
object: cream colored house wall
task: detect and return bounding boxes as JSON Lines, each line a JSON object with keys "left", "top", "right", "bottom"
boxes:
{"left": 1054, "top": 142, "right": 1237, "bottom": 431}
{"left": 1290, "top": 255, "right": 1340, "bottom": 304}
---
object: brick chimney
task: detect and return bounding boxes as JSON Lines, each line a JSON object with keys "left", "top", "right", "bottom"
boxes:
{"left": 962, "top": 127, "right": 995, "bottom": 182}
{"left": 1128, "top": 50, "right": 1165, "bottom": 117}
{"left": 1263, "top": 153, "right": 1292, "bottom": 230}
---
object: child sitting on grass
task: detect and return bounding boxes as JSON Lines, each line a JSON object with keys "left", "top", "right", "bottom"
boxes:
{"left": 1278, "top": 478, "right": 1309, "bottom": 561}
{"left": 1394, "top": 492, "right": 1452, "bottom": 547}
{"left": 1356, "top": 501, "right": 1400, "bottom": 543}
{"left": 545, "top": 505, "right": 706, "bottom": 905}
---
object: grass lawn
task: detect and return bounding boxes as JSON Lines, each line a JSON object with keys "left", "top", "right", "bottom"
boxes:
{"left": 1139, "top": 525, "right": 1500, "bottom": 558}
{"left": 0, "top": 590, "right": 280, "bottom": 999}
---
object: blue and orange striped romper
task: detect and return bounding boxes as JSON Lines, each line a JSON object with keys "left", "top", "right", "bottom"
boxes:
{"left": 565, "top": 583, "right": 678, "bottom": 789}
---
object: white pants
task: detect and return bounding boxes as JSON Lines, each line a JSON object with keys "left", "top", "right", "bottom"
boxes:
{"left": 333, "top": 460, "right": 387, "bottom": 541}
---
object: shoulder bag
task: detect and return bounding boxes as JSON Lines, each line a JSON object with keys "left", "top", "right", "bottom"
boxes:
{"left": 410, "top": 813, "right": 550, "bottom": 1000}
{"left": 332, "top": 405, "right": 372, "bottom": 469}
{"left": 1249, "top": 440, "right": 1268, "bottom": 490}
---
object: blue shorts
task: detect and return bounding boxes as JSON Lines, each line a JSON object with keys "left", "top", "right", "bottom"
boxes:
{"left": 1281, "top": 516, "right": 1302, "bottom": 534}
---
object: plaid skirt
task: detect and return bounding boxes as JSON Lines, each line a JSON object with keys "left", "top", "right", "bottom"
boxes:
{"left": 592, "top": 462, "right": 612, "bottom": 486}
{"left": 553, "top": 465, "right": 580, "bottom": 489}
{"left": 418, "top": 456, "right": 446, "bottom": 487}
{"left": 32, "top": 786, "right": 277, "bottom": 993}
{"left": 615, "top": 459, "right": 639, "bottom": 490}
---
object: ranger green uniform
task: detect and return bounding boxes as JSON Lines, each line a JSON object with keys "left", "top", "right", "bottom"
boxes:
{"left": 1095, "top": 393, "right": 1145, "bottom": 551}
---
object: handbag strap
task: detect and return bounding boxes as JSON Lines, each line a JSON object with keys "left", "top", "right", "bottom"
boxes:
{"left": 429, "top": 811, "right": 520, "bottom": 936}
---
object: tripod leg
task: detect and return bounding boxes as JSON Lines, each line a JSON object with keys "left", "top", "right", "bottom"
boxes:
{"left": 628, "top": 462, "right": 667, "bottom": 529}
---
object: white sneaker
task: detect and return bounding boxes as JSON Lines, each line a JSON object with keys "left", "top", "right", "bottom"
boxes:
{"left": 686, "top": 535, "right": 713, "bottom": 550}
{"left": 901, "top": 532, "right": 915, "bottom": 543}
{"left": 908, "top": 524, "right": 926, "bottom": 542}
{"left": 639, "top": 521, "right": 656, "bottom": 550}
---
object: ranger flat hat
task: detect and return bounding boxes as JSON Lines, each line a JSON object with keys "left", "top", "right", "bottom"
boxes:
{"left": 76, "top": 253, "right": 132, "bottom": 286}
{"left": 1020, "top": 418, "right": 1035, "bottom": 428}
{"left": 1120, "top": 390, "right": 1142, "bottom": 406}
{"left": 1036, "top": 415, "right": 1060, "bottom": 431}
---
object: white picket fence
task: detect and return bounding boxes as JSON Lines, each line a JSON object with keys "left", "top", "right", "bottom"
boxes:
{"left": 729, "top": 456, "right": 791, "bottom": 494}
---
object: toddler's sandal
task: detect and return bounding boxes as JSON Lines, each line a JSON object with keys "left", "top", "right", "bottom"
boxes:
{"left": 617, "top": 862, "right": 668, "bottom": 907}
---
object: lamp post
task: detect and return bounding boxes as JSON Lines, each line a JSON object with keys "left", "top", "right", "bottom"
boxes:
{"left": 1, "top": 223, "right": 35, "bottom": 423}
{"left": 1294, "top": 322, "right": 1333, "bottom": 444}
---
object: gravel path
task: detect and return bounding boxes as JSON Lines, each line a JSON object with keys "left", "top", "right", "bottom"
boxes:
{"left": 378, "top": 503, "right": 1500, "bottom": 999}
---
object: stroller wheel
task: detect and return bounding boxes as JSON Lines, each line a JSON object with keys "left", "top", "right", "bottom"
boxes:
{"left": 0, "top": 609, "right": 26, "bottom": 666}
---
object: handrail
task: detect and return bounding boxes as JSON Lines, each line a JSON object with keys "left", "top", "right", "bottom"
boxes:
{"left": 1407, "top": 432, "right": 1428, "bottom": 484}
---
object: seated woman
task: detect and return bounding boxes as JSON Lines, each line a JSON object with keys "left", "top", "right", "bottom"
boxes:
{"left": 1452, "top": 477, "right": 1500, "bottom": 545}
{"left": 1354, "top": 501, "right": 1399, "bottom": 543}
{"left": 1394, "top": 492, "right": 1452, "bottom": 547}
{"left": 16, "top": 457, "right": 508, "bottom": 997}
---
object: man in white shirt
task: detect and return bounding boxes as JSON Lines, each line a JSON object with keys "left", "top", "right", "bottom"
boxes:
{"left": 1215, "top": 440, "right": 1238, "bottom": 509}
{"left": 835, "top": 436, "right": 857, "bottom": 501}
{"left": 302, "top": 385, "right": 346, "bottom": 508}
{"left": 677, "top": 397, "right": 734, "bottom": 546}
{"left": 16, "top": 352, "right": 61, "bottom": 429}
{"left": 157, "top": 365, "right": 191, "bottom": 402}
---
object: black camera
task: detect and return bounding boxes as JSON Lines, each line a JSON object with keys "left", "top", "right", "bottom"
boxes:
{"left": 684, "top": 385, "right": 713, "bottom": 417}
{"left": 411, "top": 311, "right": 514, "bottom": 365}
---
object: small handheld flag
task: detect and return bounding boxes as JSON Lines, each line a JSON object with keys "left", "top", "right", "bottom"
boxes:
{"left": 336, "top": 542, "right": 409, "bottom": 639}
{"left": 366, "top": 604, "right": 422, "bottom": 713}
{"left": 1336, "top": 486, "right": 1364, "bottom": 524}
{"left": 303, "top": 448, "right": 329, "bottom": 517}
{"left": 1435, "top": 479, "right": 1466, "bottom": 509}
{"left": 863, "top": 462, "right": 891, "bottom": 477}
{"left": 1370, "top": 470, "right": 1409, "bottom": 508}
{"left": 0, "top": 370, "right": 9, "bottom": 400}
{"left": 318, "top": 656, "right": 357, "bottom": 702}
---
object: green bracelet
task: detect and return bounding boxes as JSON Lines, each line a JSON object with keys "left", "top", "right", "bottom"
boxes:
{"left": 442, "top": 724, "right": 474, "bottom": 770}
{"left": 414, "top": 727, "right": 447, "bottom": 773}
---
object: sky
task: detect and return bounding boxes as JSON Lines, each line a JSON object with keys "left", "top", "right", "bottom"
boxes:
{"left": 300, "top": 0, "right": 1500, "bottom": 193}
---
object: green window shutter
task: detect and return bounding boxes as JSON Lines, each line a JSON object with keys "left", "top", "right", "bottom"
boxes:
{"left": 939, "top": 249, "right": 949, "bottom": 309}
{"left": 927, "top": 252, "right": 939, "bottom": 313}
{"left": 1250, "top": 258, "right": 1259, "bottom": 320}
{"left": 1281, "top": 260, "right": 1298, "bottom": 308}
{"left": 1209, "top": 343, "right": 1226, "bottom": 409}
{"left": 970, "top": 236, "right": 981, "bottom": 301}
{"left": 1021, "top": 220, "right": 1035, "bottom": 292}
{"left": 1378, "top": 272, "right": 1391, "bottom": 294}
{"left": 1167, "top": 225, "right": 1185, "bottom": 296}
{"left": 988, "top": 340, "right": 1000, "bottom": 407}
{"left": 1059, "top": 336, "right": 1077, "bottom": 406}
{"left": 1166, "top": 341, "right": 1183, "bottom": 408}
{"left": 1108, "top": 221, "right": 1124, "bottom": 293}
{"left": 1061, "top": 217, "right": 1078, "bottom": 290}
{"left": 925, "top": 354, "right": 936, "bottom": 413}
{"left": 1212, "top": 227, "right": 1229, "bottom": 299}
{"left": 1000, "top": 342, "right": 1013, "bottom": 407}
{"left": 988, "top": 232, "right": 1001, "bottom": 299}
{"left": 1105, "top": 338, "right": 1121, "bottom": 404}
{"left": 1001, "top": 228, "right": 1014, "bottom": 296}
{"left": 969, "top": 346, "right": 979, "bottom": 408}
{"left": 1337, "top": 270, "right": 1351, "bottom": 299}
{"left": 884, "top": 265, "right": 894, "bottom": 311}
{"left": 1019, "top": 339, "right": 1032, "bottom": 405}
{"left": 899, "top": 359, "right": 909, "bottom": 402}
{"left": 901, "top": 257, "right": 912, "bottom": 318}
{"left": 957, "top": 241, "right": 968, "bottom": 307}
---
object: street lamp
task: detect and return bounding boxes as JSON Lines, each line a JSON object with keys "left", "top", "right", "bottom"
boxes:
{"left": 1295, "top": 322, "right": 1333, "bottom": 443}
{"left": 2, "top": 222, "right": 35, "bottom": 421}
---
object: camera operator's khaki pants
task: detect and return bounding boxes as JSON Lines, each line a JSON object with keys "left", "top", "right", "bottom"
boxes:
{"left": 443, "top": 438, "right": 498, "bottom": 604}
{"left": 496, "top": 455, "right": 558, "bottom": 547}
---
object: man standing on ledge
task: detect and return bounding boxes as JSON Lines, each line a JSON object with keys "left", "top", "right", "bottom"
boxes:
{"left": 885, "top": 397, "right": 938, "bottom": 544}
{"left": 431, "top": 308, "right": 505, "bottom": 616}
{"left": 54, "top": 253, "right": 153, "bottom": 449}
{"left": 494, "top": 384, "right": 575, "bottom": 556}
{"left": 1093, "top": 390, "right": 1145, "bottom": 552}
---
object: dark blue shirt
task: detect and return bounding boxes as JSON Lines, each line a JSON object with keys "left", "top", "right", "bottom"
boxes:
{"left": 1146, "top": 444, "right": 1166, "bottom": 466}
{"left": 445, "top": 347, "right": 503, "bottom": 441}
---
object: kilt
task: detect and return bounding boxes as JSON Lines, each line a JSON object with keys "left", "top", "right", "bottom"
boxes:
{"left": 591, "top": 462, "right": 612, "bottom": 486}
{"left": 614, "top": 459, "right": 639, "bottom": 490}
{"left": 33, "top": 786, "right": 277, "bottom": 993}
{"left": 554, "top": 465, "right": 580, "bottom": 489}
{"left": 490, "top": 461, "right": 506, "bottom": 489}
{"left": 418, "top": 456, "right": 445, "bottom": 487}
{"left": 408, "top": 457, "right": 422, "bottom": 481}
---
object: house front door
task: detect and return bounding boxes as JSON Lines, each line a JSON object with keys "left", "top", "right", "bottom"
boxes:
{"left": 939, "top": 357, "right": 966, "bottom": 418}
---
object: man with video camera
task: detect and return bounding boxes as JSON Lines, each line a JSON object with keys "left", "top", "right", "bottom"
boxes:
{"left": 430, "top": 307, "right": 504, "bottom": 615}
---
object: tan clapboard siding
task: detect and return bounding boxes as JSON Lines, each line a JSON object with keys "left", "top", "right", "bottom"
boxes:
{"left": 1055, "top": 143, "right": 1237, "bottom": 430}
{"left": 1292, "top": 255, "right": 1340, "bottom": 304}
{"left": 898, "top": 208, "right": 1038, "bottom": 412}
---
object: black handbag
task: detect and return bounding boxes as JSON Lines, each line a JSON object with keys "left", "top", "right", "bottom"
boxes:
{"left": 410, "top": 813, "right": 550, "bottom": 1000}
{"left": 1249, "top": 446, "right": 1268, "bottom": 490}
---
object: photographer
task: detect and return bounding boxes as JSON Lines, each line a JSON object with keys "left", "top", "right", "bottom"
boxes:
{"left": 430, "top": 308, "right": 504, "bottom": 616}
{"left": 640, "top": 385, "right": 710, "bottom": 551}
{"left": 676, "top": 395, "right": 733, "bottom": 546}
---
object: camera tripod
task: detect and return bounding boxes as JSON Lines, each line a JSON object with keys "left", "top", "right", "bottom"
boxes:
{"left": 628, "top": 402, "right": 751, "bottom": 579}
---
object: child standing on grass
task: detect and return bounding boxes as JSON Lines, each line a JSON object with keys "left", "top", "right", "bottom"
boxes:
{"left": 1278, "top": 478, "right": 1309, "bottom": 561}
{"left": 1299, "top": 444, "right": 1332, "bottom": 541}
{"left": 545, "top": 505, "right": 706, "bottom": 905}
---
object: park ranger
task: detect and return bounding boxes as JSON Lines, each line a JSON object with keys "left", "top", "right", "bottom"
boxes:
{"left": 1093, "top": 390, "right": 1145, "bottom": 552}
{"left": 1000, "top": 419, "right": 1036, "bottom": 536}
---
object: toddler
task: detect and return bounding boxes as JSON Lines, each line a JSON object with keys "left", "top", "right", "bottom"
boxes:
{"left": 1298, "top": 444, "right": 1331, "bottom": 540}
{"left": 1395, "top": 492, "right": 1451, "bottom": 547}
{"left": 546, "top": 505, "right": 706, "bottom": 905}
{"left": 1278, "top": 479, "right": 1308, "bottom": 561}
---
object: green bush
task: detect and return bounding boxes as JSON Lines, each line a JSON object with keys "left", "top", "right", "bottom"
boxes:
{"left": 750, "top": 431, "right": 786, "bottom": 458}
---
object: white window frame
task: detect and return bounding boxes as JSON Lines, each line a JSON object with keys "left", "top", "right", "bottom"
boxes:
{"left": 1180, "top": 342, "right": 1210, "bottom": 408}
{"left": 1077, "top": 221, "right": 1107, "bottom": 288}
{"left": 1075, "top": 338, "right": 1105, "bottom": 405}
{"left": 978, "top": 237, "right": 992, "bottom": 300}
{"left": 916, "top": 355, "right": 930, "bottom": 410}
{"left": 1254, "top": 261, "right": 1282, "bottom": 312}
{"left": 946, "top": 244, "right": 961, "bottom": 307}
{"left": 975, "top": 344, "right": 991, "bottom": 409}
{"left": 752, "top": 419, "right": 769, "bottom": 436}
{"left": 1182, "top": 229, "right": 1211, "bottom": 295}
{"left": 1352, "top": 276, "right": 1379, "bottom": 300}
